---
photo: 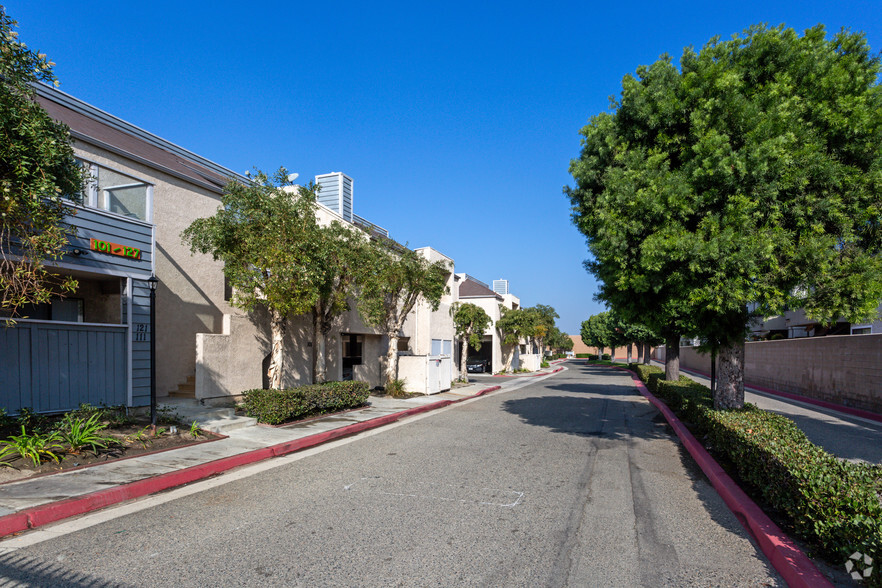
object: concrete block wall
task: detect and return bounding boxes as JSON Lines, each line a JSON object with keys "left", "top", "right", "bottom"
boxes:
{"left": 674, "top": 334, "right": 882, "bottom": 414}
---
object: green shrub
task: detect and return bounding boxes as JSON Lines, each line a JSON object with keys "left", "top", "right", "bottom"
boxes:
{"left": 630, "top": 366, "right": 882, "bottom": 585}
{"left": 575, "top": 353, "right": 590, "bottom": 358}
{"left": 601, "top": 353, "right": 611, "bottom": 360}
{"left": 242, "top": 381, "right": 371, "bottom": 425}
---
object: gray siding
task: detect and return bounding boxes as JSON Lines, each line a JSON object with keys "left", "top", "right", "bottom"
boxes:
{"left": 63, "top": 205, "right": 152, "bottom": 276}
{"left": 130, "top": 280, "right": 152, "bottom": 407}
{"left": 0, "top": 321, "right": 128, "bottom": 413}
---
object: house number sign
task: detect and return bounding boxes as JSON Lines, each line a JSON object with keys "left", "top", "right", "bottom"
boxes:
{"left": 90, "top": 238, "right": 141, "bottom": 260}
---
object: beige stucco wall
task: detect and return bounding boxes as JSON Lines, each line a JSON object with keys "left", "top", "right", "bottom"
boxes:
{"left": 72, "top": 142, "right": 235, "bottom": 398}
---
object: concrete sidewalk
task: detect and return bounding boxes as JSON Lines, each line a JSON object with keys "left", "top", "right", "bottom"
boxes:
{"left": 0, "top": 368, "right": 563, "bottom": 538}
{"left": 650, "top": 360, "right": 882, "bottom": 464}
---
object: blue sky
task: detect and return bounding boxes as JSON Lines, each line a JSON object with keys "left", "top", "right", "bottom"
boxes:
{"left": 7, "top": 0, "right": 881, "bottom": 334}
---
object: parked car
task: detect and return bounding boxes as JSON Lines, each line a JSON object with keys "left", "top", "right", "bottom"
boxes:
{"left": 467, "top": 357, "right": 489, "bottom": 373}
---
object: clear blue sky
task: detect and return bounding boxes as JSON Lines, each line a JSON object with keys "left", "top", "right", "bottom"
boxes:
{"left": 7, "top": 1, "right": 880, "bottom": 334}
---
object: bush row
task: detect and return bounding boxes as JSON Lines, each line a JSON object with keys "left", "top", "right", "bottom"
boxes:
{"left": 630, "top": 363, "right": 882, "bottom": 586}
{"left": 242, "top": 381, "right": 371, "bottom": 425}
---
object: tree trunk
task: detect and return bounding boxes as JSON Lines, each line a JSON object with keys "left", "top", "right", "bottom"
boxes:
{"left": 610, "top": 347, "right": 616, "bottom": 362}
{"left": 268, "top": 309, "right": 286, "bottom": 390}
{"left": 598, "top": 346, "right": 604, "bottom": 359}
{"left": 643, "top": 342, "right": 651, "bottom": 365}
{"left": 459, "top": 335, "right": 469, "bottom": 381}
{"left": 503, "top": 345, "right": 513, "bottom": 373}
{"left": 716, "top": 340, "right": 745, "bottom": 409}
{"left": 385, "top": 333, "right": 400, "bottom": 386}
{"left": 627, "top": 343, "right": 633, "bottom": 364}
{"left": 664, "top": 335, "right": 680, "bottom": 381}
{"left": 635, "top": 343, "right": 642, "bottom": 364}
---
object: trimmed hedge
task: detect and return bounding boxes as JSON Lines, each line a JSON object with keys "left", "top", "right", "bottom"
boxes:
{"left": 242, "top": 381, "right": 371, "bottom": 425}
{"left": 575, "top": 353, "right": 590, "bottom": 358}
{"left": 629, "top": 363, "right": 882, "bottom": 585}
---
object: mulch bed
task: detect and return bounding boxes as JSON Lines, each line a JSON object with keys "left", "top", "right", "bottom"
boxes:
{"left": 0, "top": 423, "right": 223, "bottom": 485}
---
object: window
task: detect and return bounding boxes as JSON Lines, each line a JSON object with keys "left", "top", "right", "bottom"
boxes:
{"left": 82, "top": 162, "right": 153, "bottom": 222}
{"left": 851, "top": 325, "right": 872, "bottom": 335}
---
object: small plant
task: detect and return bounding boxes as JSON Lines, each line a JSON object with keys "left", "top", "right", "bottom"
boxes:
{"left": 152, "top": 427, "right": 167, "bottom": 438}
{"left": 0, "top": 426, "right": 64, "bottom": 467}
{"left": 189, "top": 421, "right": 202, "bottom": 438}
{"left": 385, "top": 379, "right": 407, "bottom": 398}
{"left": 56, "top": 413, "right": 110, "bottom": 455}
{"left": 156, "top": 406, "right": 182, "bottom": 426}
{"left": 126, "top": 426, "right": 151, "bottom": 449}
{"left": 16, "top": 407, "right": 49, "bottom": 433}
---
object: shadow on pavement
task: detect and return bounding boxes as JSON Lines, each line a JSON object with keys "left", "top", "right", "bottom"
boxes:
{"left": 0, "top": 552, "right": 125, "bottom": 587}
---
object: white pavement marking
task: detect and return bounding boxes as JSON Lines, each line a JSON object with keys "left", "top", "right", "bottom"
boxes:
{"left": 0, "top": 370, "right": 561, "bottom": 551}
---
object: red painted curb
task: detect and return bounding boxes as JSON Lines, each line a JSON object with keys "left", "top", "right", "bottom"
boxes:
{"left": 0, "top": 385, "right": 503, "bottom": 538}
{"left": 625, "top": 371, "right": 831, "bottom": 588}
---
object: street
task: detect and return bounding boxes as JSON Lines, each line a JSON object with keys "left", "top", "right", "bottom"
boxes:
{"left": 0, "top": 365, "right": 780, "bottom": 587}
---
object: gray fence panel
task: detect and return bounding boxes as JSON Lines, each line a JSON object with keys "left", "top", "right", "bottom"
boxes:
{"left": 0, "top": 321, "right": 127, "bottom": 414}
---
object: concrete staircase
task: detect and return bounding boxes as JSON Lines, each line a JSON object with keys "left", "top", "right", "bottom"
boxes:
{"left": 158, "top": 398, "right": 257, "bottom": 435}
{"left": 168, "top": 375, "right": 196, "bottom": 399}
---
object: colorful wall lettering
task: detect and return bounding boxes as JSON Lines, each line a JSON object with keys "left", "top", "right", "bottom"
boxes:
{"left": 90, "top": 238, "right": 141, "bottom": 260}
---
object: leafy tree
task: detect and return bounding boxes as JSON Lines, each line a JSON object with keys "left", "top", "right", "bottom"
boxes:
{"left": 496, "top": 306, "right": 531, "bottom": 372}
{"left": 356, "top": 240, "right": 449, "bottom": 387}
{"left": 311, "top": 221, "right": 369, "bottom": 383}
{"left": 524, "top": 304, "right": 559, "bottom": 357}
{"left": 546, "top": 327, "right": 574, "bottom": 354}
{"left": 1, "top": 7, "right": 86, "bottom": 316}
{"left": 451, "top": 302, "right": 492, "bottom": 381}
{"left": 580, "top": 311, "right": 615, "bottom": 358}
{"left": 182, "top": 169, "right": 322, "bottom": 389}
{"left": 568, "top": 25, "right": 882, "bottom": 408}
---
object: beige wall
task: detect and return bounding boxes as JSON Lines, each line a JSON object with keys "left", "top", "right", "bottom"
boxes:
{"left": 73, "top": 142, "right": 235, "bottom": 397}
{"left": 672, "top": 335, "right": 882, "bottom": 414}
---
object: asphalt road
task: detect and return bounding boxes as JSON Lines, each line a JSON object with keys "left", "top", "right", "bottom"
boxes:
{"left": 0, "top": 365, "right": 781, "bottom": 587}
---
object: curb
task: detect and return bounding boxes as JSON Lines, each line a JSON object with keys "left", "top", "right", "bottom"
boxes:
{"left": 623, "top": 369, "right": 831, "bottom": 588}
{"left": 493, "top": 367, "right": 564, "bottom": 378}
{"left": 674, "top": 365, "right": 882, "bottom": 425}
{"left": 0, "top": 385, "right": 503, "bottom": 539}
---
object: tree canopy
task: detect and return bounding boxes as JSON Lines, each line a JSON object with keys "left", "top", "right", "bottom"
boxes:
{"left": 356, "top": 239, "right": 449, "bottom": 386}
{"left": 451, "top": 302, "right": 492, "bottom": 381}
{"left": 568, "top": 24, "right": 882, "bottom": 408}
{"left": 0, "top": 7, "right": 86, "bottom": 316}
{"left": 182, "top": 169, "right": 322, "bottom": 389}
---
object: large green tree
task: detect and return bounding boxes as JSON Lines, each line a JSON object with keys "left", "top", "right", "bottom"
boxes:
{"left": 182, "top": 169, "right": 322, "bottom": 389}
{"left": 1, "top": 7, "right": 86, "bottom": 315}
{"left": 580, "top": 311, "right": 615, "bottom": 358}
{"left": 568, "top": 25, "right": 882, "bottom": 408}
{"left": 356, "top": 240, "right": 449, "bottom": 387}
{"left": 496, "top": 306, "right": 531, "bottom": 372}
{"left": 451, "top": 302, "right": 492, "bottom": 381}
{"left": 311, "top": 221, "right": 369, "bottom": 383}
{"left": 524, "top": 304, "right": 559, "bottom": 357}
